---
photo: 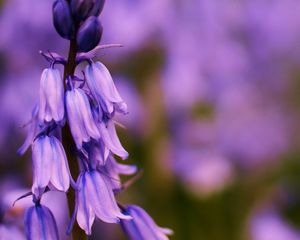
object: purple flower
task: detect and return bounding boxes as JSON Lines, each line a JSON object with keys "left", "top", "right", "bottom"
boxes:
{"left": 39, "top": 67, "right": 65, "bottom": 124}
{"left": 121, "top": 205, "right": 173, "bottom": 240}
{"left": 98, "top": 119, "right": 128, "bottom": 160}
{"left": 18, "top": 105, "right": 40, "bottom": 155}
{"left": 66, "top": 88, "right": 100, "bottom": 149}
{"left": 24, "top": 203, "right": 59, "bottom": 240}
{"left": 251, "top": 209, "right": 300, "bottom": 240}
{"left": 32, "top": 135, "right": 70, "bottom": 195}
{"left": 76, "top": 170, "right": 131, "bottom": 235}
{"left": 84, "top": 62, "right": 127, "bottom": 115}
{"left": 101, "top": 155, "right": 137, "bottom": 191}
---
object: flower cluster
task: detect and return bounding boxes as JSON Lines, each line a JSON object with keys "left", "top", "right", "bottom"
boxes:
{"left": 18, "top": 0, "right": 172, "bottom": 239}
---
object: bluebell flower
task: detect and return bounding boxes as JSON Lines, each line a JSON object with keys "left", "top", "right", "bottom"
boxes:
{"left": 66, "top": 88, "right": 100, "bottom": 149}
{"left": 98, "top": 119, "right": 128, "bottom": 160}
{"left": 39, "top": 67, "right": 64, "bottom": 124}
{"left": 85, "top": 62, "right": 128, "bottom": 115}
{"left": 76, "top": 170, "right": 131, "bottom": 235}
{"left": 32, "top": 135, "right": 71, "bottom": 195}
{"left": 18, "top": 105, "right": 40, "bottom": 155}
{"left": 121, "top": 205, "right": 173, "bottom": 240}
{"left": 100, "top": 155, "right": 137, "bottom": 191}
{"left": 24, "top": 203, "right": 59, "bottom": 240}
{"left": 84, "top": 140, "right": 109, "bottom": 168}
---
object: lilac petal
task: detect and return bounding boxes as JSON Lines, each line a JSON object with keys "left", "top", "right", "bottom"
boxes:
{"left": 38, "top": 69, "right": 48, "bottom": 123}
{"left": 99, "top": 121, "right": 128, "bottom": 159}
{"left": 50, "top": 136, "right": 70, "bottom": 192}
{"left": 121, "top": 205, "right": 172, "bottom": 240}
{"left": 88, "top": 141, "right": 108, "bottom": 168}
{"left": 39, "top": 68, "right": 64, "bottom": 124}
{"left": 103, "top": 155, "right": 137, "bottom": 191}
{"left": 85, "top": 171, "right": 131, "bottom": 223}
{"left": 47, "top": 69, "right": 64, "bottom": 123}
{"left": 32, "top": 136, "right": 52, "bottom": 195}
{"left": 75, "top": 89, "right": 100, "bottom": 140}
{"left": 108, "top": 156, "right": 137, "bottom": 175}
{"left": 85, "top": 62, "right": 125, "bottom": 114}
{"left": 93, "top": 62, "right": 123, "bottom": 102}
{"left": 66, "top": 90, "right": 89, "bottom": 149}
{"left": 76, "top": 174, "right": 95, "bottom": 235}
{"left": 25, "top": 204, "right": 59, "bottom": 240}
{"left": 18, "top": 106, "right": 39, "bottom": 155}
{"left": 114, "top": 101, "right": 128, "bottom": 115}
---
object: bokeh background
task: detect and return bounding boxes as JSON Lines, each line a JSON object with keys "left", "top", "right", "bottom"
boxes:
{"left": 1, "top": 0, "right": 300, "bottom": 239}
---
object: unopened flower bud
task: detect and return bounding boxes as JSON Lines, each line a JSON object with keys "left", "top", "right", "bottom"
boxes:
{"left": 53, "top": 0, "right": 74, "bottom": 39}
{"left": 89, "top": 0, "right": 105, "bottom": 16}
{"left": 70, "top": 0, "right": 94, "bottom": 22}
{"left": 77, "top": 16, "right": 103, "bottom": 52}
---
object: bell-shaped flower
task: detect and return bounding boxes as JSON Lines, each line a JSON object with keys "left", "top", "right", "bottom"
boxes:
{"left": 120, "top": 205, "right": 173, "bottom": 240}
{"left": 24, "top": 203, "right": 59, "bottom": 240}
{"left": 39, "top": 67, "right": 65, "bottom": 124}
{"left": 18, "top": 105, "right": 41, "bottom": 155}
{"left": 85, "top": 140, "right": 109, "bottom": 167}
{"left": 32, "top": 135, "right": 71, "bottom": 195}
{"left": 76, "top": 170, "right": 131, "bottom": 235}
{"left": 85, "top": 62, "right": 128, "bottom": 115}
{"left": 98, "top": 119, "right": 128, "bottom": 159}
{"left": 66, "top": 88, "right": 100, "bottom": 149}
{"left": 100, "top": 155, "right": 137, "bottom": 191}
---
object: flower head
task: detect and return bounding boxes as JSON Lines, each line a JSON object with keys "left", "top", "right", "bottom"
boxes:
{"left": 39, "top": 67, "right": 65, "bottom": 124}
{"left": 121, "top": 205, "right": 173, "bottom": 240}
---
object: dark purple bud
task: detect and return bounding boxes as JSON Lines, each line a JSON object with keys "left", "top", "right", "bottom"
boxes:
{"left": 77, "top": 16, "right": 103, "bottom": 52}
{"left": 70, "top": 0, "right": 94, "bottom": 22}
{"left": 53, "top": 0, "right": 74, "bottom": 39}
{"left": 89, "top": 0, "right": 105, "bottom": 16}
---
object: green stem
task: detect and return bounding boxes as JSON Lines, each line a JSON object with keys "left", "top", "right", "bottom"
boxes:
{"left": 63, "top": 40, "right": 88, "bottom": 240}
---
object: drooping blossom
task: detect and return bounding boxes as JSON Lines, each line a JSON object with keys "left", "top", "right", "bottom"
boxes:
{"left": 24, "top": 203, "right": 59, "bottom": 240}
{"left": 38, "top": 67, "right": 65, "bottom": 125}
{"left": 32, "top": 135, "right": 71, "bottom": 195}
{"left": 85, "top": 61, "right": 127, "bottom": 115}
{"left": 66, "top": 87, "right": 100, "bottom": 149}
{"left": 76, "top": 169, "right": 131, "bottom": 235}
{"left": 121, "top": 205, "right": 173, "bottom": 240}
